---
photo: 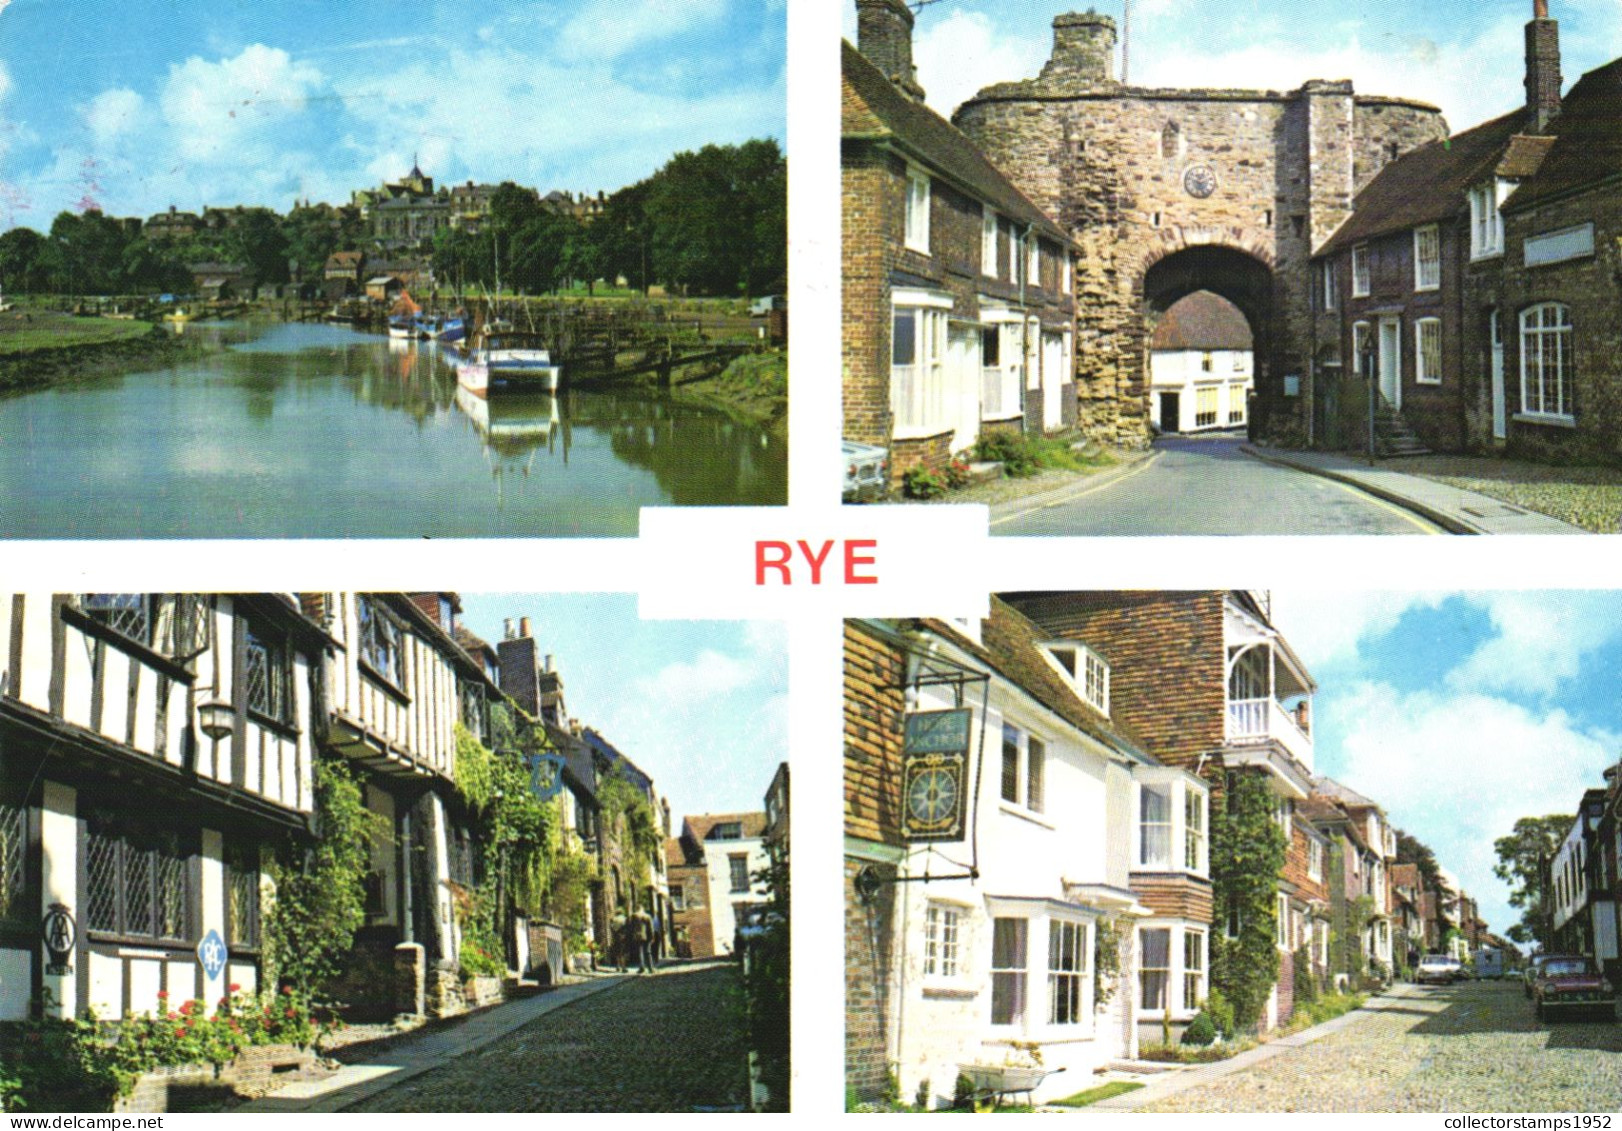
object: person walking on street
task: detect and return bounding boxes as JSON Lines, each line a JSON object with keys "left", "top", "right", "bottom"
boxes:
{"left": 635, "top": 910, "right": 655, "bottom": 974}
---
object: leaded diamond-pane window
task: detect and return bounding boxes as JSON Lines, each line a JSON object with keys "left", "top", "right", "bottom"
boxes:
{"left": 82, "top": 594, "right": 151, "bottom": 645}
{"left": 156, "top": 855, "right": 187, "bottom": 940}
{"left": 0, "top": 804, "right": 23, "bottom": 923}
{"left": 227, "top": 856, "right": 260, "bottom": 948}
{"left": 358, "top": 596, "right": 406, "bottom": 689}
{"left": 460, "top": 681, "right": 488, "bottom": 743}
{"left": 123, "top": 849, "right": 154, "bottom": 937}
{"left": 86, "top": 834, "right": 119, "bottom": 932}
{"left": 85, "top": 825, "right": 191, "bottom": 943}
{"left": 245, "top": 623, "right": 291, "bottom": 724}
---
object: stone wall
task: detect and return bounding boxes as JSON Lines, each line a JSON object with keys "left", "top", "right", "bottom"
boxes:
{"left": 953, "top": 17, "right": 1448, "bottom": 448}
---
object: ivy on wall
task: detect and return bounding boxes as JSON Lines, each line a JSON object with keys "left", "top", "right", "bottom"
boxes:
{"left": 263, "top": 756, "right": 389, "bottom": 999}
{"left": 1209, "top": 770, "right": 1287, "bottom": 1032}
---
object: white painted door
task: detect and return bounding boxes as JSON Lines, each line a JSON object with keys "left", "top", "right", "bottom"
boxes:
{"left": 1378, "top": 317, "right": 1402, "bottom": 409}
{"left": 1490, "top": 310, "right": 1506, "bottom": 440}
{"left": 947, "top": 328, "right": 979, "bottom": 454}
{"left": 1041, "top": 332, "right": 1065, "bottom": 432}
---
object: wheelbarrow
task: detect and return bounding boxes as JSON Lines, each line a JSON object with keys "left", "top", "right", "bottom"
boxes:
{"left": 957, "top": 1063, "right": 1066, "bottom": 1110}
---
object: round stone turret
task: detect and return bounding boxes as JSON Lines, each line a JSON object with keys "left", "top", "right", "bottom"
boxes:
{"left": 1042, "top": 10, "right": 1119, "bottom": 87}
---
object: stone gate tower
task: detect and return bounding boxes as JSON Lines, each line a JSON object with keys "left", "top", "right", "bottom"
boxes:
{"left": 954, "top": 11, "right": 1449, "bottom": 446}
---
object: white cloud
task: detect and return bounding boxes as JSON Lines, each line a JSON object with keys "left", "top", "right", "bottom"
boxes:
{"left": 1323, "top": 681, "right": 1616, "bottom": 935}
{"left": 82, "top": 88, "right": 144, "bottom": 145}
{"left": 558, "top": 0, "right": 730, "bottom": 62}
{"left": 1137, "top": 10, "right": 1529, "bottom": 131}
{"left": 159, "top": 45, "right": 324, "bottom": 163}
{"left": 916, "top": 10, "right": 1047, "bottom": 116}
{"left": 634, "top": 648, "right": 754, "bottom": 704}
{"left": 1446, "top": 592, "right": 1622, "bottom": 698}
{"left": 1271, "top": 591, "right": 1446, "bottom": 671}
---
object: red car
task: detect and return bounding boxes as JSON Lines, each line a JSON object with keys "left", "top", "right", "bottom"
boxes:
{"left": 1531, "top": 955, "right": 1616, "bottom": 1022}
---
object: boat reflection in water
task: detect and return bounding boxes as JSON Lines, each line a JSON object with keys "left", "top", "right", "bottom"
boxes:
{"left": 455, "top": 385, "right": 567, "bottom": 476}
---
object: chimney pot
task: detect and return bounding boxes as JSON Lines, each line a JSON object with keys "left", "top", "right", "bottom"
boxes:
{"left": 545, "top": 653, "right": 554, "bottom": 672}
{"left": 503, "top": 618, "right": 514, "bottom": 640}
{"left": 520, "top": 616, "right": 532, "bottom": 638}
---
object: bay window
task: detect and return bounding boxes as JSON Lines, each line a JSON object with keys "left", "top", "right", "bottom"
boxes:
{"left": 991, "top": 917, "right": 1028, "bottom": 1026}
{"left": 1139, "top": 927, "right": 1170, "bottom": 1011}
{"left": 1140, "top": 784, "right": 1173, "bottom": 868}
{"left": 1048, "top": 920, "right": 1089, "bottom": 1026}
{"left": 1184, "top": 930, "right": 1206, "bottom": 1011}
{"left": 1135, "top": 772, "right": 1208, "bottom": 876}
{"left": 891, "top": 300, "right": 950, "bottom": 434}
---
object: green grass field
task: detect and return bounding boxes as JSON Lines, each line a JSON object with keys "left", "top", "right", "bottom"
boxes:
{"left": 0, "top": 312, "right": 154, "bottom": 357}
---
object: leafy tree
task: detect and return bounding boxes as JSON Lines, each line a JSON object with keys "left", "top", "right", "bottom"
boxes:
{"left": 506, "top": 212, "right": 579, "bottom": 295}
{"left": 1492, "top": 814, "right": 1573, "bottom": 948}
{"left": 0, "top": 227, "right": 48, "bottom": 291}
{"left": 642, "top": 139, "right": 786, "bottom": 296}
{"left": 225, "top": 207, "right": 290, "bottom": 285}
{"left": 44, "top": 210, "right": 133, "bottom": 294}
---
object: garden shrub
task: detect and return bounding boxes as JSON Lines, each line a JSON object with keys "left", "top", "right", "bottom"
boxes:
{"left": 1181, "top": 1011, "right": 1218, "bottom": 1047}
{"left": 902, "top": 467, "right": 948, "bottom": 499}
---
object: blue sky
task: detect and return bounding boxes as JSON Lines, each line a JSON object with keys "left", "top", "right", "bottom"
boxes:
{"left": 459, "top": 594, "right": 787, "bottom": 837}
{"left": 0, "top": 0, "right": 785, "bottom": 227}
{"left": 845, "top": 0, "right": 1622, "bottom": 136}
{"left": 1271, "top": 592, "right": 1622, "bottom": 943}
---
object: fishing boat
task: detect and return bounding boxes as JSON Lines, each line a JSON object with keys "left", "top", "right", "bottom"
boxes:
{"left": 435, "top": 316, "right": 467, "bottom": 344}
{"left": 455, "top": 329, "right": 561, "bottom": 398}
{"left": 387, "top": 291, "right": 421, "bottom": 338}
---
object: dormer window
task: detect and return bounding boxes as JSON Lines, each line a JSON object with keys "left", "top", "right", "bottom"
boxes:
{"left": 1134, "top": 771, "right": 1209, "bottom": 876}
{"left": 1044, "top": 643, "right": 1109, "bottom": 716}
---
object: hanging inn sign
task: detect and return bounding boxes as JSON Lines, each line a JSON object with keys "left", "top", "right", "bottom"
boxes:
{"left": 901, "top": 708, "right": 971, "bottom": 843}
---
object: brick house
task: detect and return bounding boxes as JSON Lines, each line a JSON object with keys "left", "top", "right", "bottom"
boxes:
{"left": 843, "top": 0, "right": 1080, "bottom": 493}
{"left": 323, "top": 250, "right": 366, "bottom": 300}
{"left": 846, "top": 601, "right": 1187, "bottom": 1105}
{"left": 1002, "top": 591, "right": 1317, "bottom": 1032}
{"left": 1471, "top": 52, "right": 1622, "bottom": 464}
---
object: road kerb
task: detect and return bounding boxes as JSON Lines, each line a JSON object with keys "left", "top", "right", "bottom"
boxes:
{"left": 1239, "top": 445, "right": 1478, "bottom": 535}
{"left": 1082, "top": 999, "right": 1391, "bottom": 1111}
{"left": 989, "top": 450, "right": 1162, "bottom": 528}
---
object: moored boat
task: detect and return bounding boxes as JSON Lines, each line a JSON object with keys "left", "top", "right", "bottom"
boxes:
{"left": 455, "top": 329, "right": 561, "bottom": 397}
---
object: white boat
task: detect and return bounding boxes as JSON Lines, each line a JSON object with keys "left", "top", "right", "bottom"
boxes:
{"left": 455, "top": 330, "right": 561, "bottom": 397}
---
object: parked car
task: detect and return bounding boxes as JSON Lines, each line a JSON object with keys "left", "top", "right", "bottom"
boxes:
{"left": 1530, "top": 955, "right": 1616, "bottom": 1022}
{"left": 843, "top": 440, "right": 888, "bottom": 502}
{"left": 1523, "top": 953, "right": 1559, "bottom": 998}
{"left": 1416, "top": 954, "right": 1464, "bottom": 984}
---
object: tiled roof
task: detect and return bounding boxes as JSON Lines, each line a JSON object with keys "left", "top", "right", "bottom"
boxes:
{"left": 1149, "top": 290, "right": 1254, "bottom": 351}
{"left": 1505, "top": 56, "right": 1622, "bottom": 211}
{"left": 1319, "top": 108, "right": 1531, "bottom": 255}
{"left": 842, "top": 40, "right": 1068, "bottom": 244}
{"left": 915, "top": 598, "right": 1154, "bottom": 765}
{"left": 685, "top": 812, "right": 768, "bottom": 843}
{"left": 1313, "top": 775, "right": 1381, "bottom": 812}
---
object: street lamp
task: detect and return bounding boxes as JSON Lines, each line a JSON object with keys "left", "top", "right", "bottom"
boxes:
{"left": 196, "top": 698, "right": 233, "bottom": 742}
{"left": 1361, "top": 332, "right": 1378, "bottom": 467}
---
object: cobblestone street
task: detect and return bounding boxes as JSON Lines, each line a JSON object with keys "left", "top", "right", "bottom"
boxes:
{"left": 1142, "top": 981, "right": 1622, "bottom": 1112}
{"left": 344, "top": 964, "right": 750, "bottom": 1112}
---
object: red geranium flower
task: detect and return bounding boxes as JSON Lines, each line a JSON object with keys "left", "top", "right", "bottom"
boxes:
{"left": 228, "top": 983, "right": 241, "bottom": 993}
{"left": 285, "top": 1008, "right": 296, "bottom": 1019}
{"left": 157, "top": 990, "right": 170, "bottom": 999}
{"left": 180, "top": 1001, "right": 196, "bottom": 1016}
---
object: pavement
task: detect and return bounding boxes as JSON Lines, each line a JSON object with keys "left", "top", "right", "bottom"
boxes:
{"left": 1071, "top": 996, "right": 1388, "bottom": 1111}
{"left": 1243, "top": 444, "right": 1588, "bottom": 535}
{"left": 992, "top": 434, "right": 1443, "bottom": 536}
{"left": 240, "top": 973, "right": 633, "bottom": 1112}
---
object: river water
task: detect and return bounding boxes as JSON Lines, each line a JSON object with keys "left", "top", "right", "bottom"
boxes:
{"left": 0, "top": 321, "right": 786, "bottom": 538}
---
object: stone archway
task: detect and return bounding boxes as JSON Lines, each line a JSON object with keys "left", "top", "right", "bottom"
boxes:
{"left": 1141, "top": 236, "right": 1275, "bottom": 436}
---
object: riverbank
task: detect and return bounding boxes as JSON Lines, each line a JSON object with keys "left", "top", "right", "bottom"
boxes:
{"left": 0, "top": 313, "right": 220, "bottom": 395}
{"left": 668, "top": 349, "right": 787, "bottom": 440}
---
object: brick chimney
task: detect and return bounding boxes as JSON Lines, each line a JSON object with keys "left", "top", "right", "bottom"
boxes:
{"left": 856, "top": 0, "right": 925, "bottom": 102}
{"left": 497, "top": 617, "right": 542, "bottom": 719}
{"left": 1525, "top": 0, "right": 1562, "bottom": 132}
{"left": 1040, "top": 11, "right": 1118, "bottom": 88}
